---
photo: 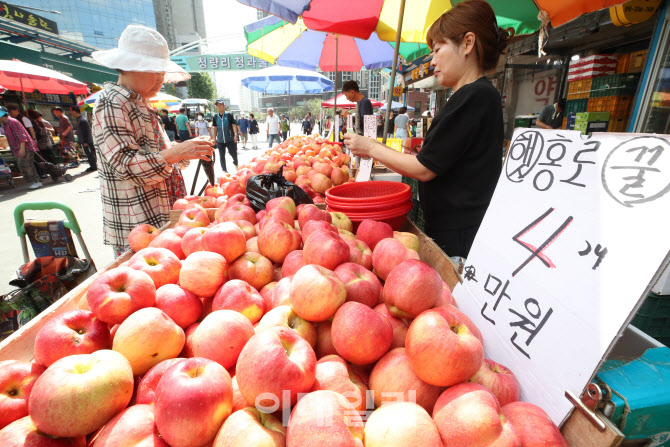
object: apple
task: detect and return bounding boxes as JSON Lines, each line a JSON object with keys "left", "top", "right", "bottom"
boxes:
{"left": 342, "top": 239, "right": 372, "bottom": 270}
{"left": 127, "top": 247, "right": 181, "bottom": 289}
{"left": 136, "top": 358, "right": 186, "bottom": 405}
{"left": 443, "top": 304, "right": 484, "bottom": 344}
{"left": 314, "top": 162, "right": 333, "bottom": 177}
{"left": 188, "top": 196, "right": 217, "bottom": 209}
{"left": 0, "top": 416, "right": 86, "bottom": 446}
{"left": 128, "top": 224, "right": 161, "bottom": 252}
{"left": 435, "top": 281, "right": 456, "bottom": 307}
{"left": 229, "top": 252, "right": 274, "bottom": 291}
{"left": 212, "top": 279, "right": 265, "bottom": 324}
{"left": 258, "top": 218, "right": 301, "bottom": 264}
{"left": 266, "top": 196, "right": 297, "bottom": 219}
{"left": 246, "top": 236, "right": 260, "bottom": 253}
{"left": 310, "top": 172, "right": 333, "bottom": 194}
{"left": 236, "top": 327, "right": 316, "bottom": 410}
{"left": 215, "top": 196, "right": 228, "bottom": 208}
{"left": 216, "top": 203, "right": 257, "bottom": 225}
{"left": 300, "top": 219, "right": 337, "bottom": 245}
{"left": 155, "top": 284, "right": 203, "bottom": 329}
{"left": 172, "top": 225, "right": 194, "bottom": 238}
{"left": 149, "top": 229, "right": 186, "bottom": 259}
{"left": 334, "top": 262, "right": 382, "bottom": 307}
{"left": 365, "top": 402, "right": 443, "bottom": 447}
{"left": 433, "top": 383, "right": 519, "bottom": 447}
{"left": 231, "top": 219, "right": 257, "bottom": 240}
{"left": 393, "top": 231, "right": 420, "bottom": 252}
{"left": 303, "top": 230, "right": 350, "bottom": 270}
{"left": 256, "top": 305, "right": 317, "bottom": 348}
{"left": 267, "top": 276, "right": 292, "bottom": 309}
{"left": 286, "top": 390, "right": 364, "bottom": 447}
{"left": 406, "top": 307, "right": 484, "bottom": 387}
{"left": 297, "top": 204, "right": 331, "bottom": 230}
{"left": 373, "top": 304, "right": 409, "bottom": 348}
{"left": 259, "top": 281, "right": 277, "bottom": 309}
{"left": 372, "top": 238, "right": 420, "bottom": 281}
{"left": 501, "top": 401, "right": 569, "bottom": 447}
{"left": 29, "top": 350, "right": 134, "bottom": 438}
{"left": 178, "top": 204, "right": 210, "bottom": 227}
{"left": 201, "top": 222, "right": 247, "bottom": 264}
{"left": 112, "top": 307, "right": 185, "bottom": 375}
{"left": 225, "top": 180, "right": 245, "bottom": 197}
{"left": 205, "top": 185, "right": 225, "bottom": 198}
{"left": 0, "top": 362, "right": 46, "bottom": 429}
{"left": 33, "top": 310, "right": 111, "bottom": 367}
{"left": 282, "top": 250, "right": 306, "bottom": 277}
{"left": 310, "top": 355, "right": 368, "bottom": 413}
{"left": 88, "top": 404, "right": 168, "bottom": 447}
{"left": 179, "top": 251, "right": 228, "bottom": 298}
{"left": 192, "top": 310, "right": 255, "bottom": 369}
{"left": 469, "top": 359, "right": 521, "bottom": 407}
{"left": 231, "top": 376, "right": 251, "bottom": 412}
{"left": 384, "top": 260, "right": 442, "bottom": 318}
{"left": 87, "top": 266, "right": 156, "bottom": 325}
{"left": 213, "top": 407, "right": 286, "bottom": 447}
{"left": 315, "top": 321, "right": 337, "bottom": 359}
{"left": 180, "top": 323, "right": 198, "bottom": 358}
{"left": 356, "top": 219, "right": 393, "bottom": 251}
{"left": 181, "top": 227, "right": 208, "bottom": 257}
{"left": 261, "top": 206, "right": 294, "bottom": 228}
{"left": 155, "top": 358, "right": 233, "bottom": 447}
{"left": 329, "top": 212, "right": 353, "bottom": 232}
{"left": 173, "top": 198, "right": 190, "bottom": 210}
{"left": 369, "top": 348, "right": 442, "bottom": 413}
{"left": 331, "top": 301, "right": 392, "bottom": 365}
{"left": 225, "top": 193, "right": 251, "bottom": 208}
{"left": 289, "top": 265, "right": 346, "bottom": 322}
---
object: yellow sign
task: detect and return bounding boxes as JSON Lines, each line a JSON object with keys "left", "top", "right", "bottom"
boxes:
{"left": 393, "top": 86, "right": 403, "bottom": 97}
{"left": 610, "top": 0, "right": 661, "bottom": 26}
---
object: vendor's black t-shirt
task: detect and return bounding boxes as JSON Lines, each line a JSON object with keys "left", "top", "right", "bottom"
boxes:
{"left": 416, "top": 77, "right": 503, "bottom": 245}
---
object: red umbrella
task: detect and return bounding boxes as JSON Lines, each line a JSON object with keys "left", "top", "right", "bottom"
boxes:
{"left": 0, "top": 60, "right": 89, "bottom": 95}
{"left": 321, "top": 93, "right": 383, "bottom": 109}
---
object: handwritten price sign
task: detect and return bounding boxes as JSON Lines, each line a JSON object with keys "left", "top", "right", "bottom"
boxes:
{"left": 454, "top": 129, "right": 670, "bottom": 425}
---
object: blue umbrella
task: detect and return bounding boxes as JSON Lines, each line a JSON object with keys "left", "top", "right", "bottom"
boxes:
{"left": 241, "top": 65, "right": 334, "bottom": 94}
{"left": 379, "top": 101, "right": 415, "bottom": 112}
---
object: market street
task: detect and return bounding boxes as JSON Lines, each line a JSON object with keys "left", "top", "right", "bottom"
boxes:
{"left": 0, "top": 126, "right": 305, "bottom": 297}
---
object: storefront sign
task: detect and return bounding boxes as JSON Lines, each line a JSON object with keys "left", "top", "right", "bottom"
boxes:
{"left": 24, "top": 92, "right": 76, "bottom": 106}
{"left": 454, "top": 129, "right": 670, "bottom": 425}
{"left": 171, "top": 54, "right": 271, "bottom": 72}
{"left": 392, "top": 86, "right": 403, "bottom": 97}
{"left": 611, "top": 0, "right": 661, "bottom": 26}
{"left": 411, "top": 62, "right": 431, "bottom": 80}
{"left": 0, "top": 3, "right": 59, "bottom": 34}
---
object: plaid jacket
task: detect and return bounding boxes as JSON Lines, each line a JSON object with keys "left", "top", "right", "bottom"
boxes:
{"left": 93, "top": 82, "right": 174, "bottom": 247}
{"left": 3, "top": 116, "right": 39, "bottom": 156}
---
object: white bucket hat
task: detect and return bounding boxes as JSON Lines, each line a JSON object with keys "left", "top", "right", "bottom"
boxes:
{"left": 92, "top": 25, "right": 190, "bottom": 83}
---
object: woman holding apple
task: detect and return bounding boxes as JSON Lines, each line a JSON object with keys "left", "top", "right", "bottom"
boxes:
{"left": 344, "top": 0, "right": 512, "bottom": 260}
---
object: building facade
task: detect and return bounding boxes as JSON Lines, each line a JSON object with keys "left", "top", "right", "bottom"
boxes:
{"left": 153, "top": 0, "right": 206, "bottom": 54}
{"left": 8, "top": 0, "right": 156, "bottom": 49}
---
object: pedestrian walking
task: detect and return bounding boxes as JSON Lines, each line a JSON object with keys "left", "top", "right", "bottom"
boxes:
{"left": 238, "top": 114, "right": 249, "bottom": 149}
{"left": 0, "top": 107, "right": 42, "bottom": 189}
{"left": 69, "top": 106, "right": 97, "bottom": 172}
{"left": 194, "top": 112, "right": 210, "bottom": 137}
{"left": 175, "top": 107, "right": 191, "bottom": 142}
{"left": 249, "top": 113, "right": 259, "bottom": 148}
{"left": 211, "top": 99, "right": 239, "bottom": 173}
{"left": 266, "top": 108, "right": 281, "bottom": 148}
{"left": 27, "top": 109, "right": 56, "bottom": 165}
{"left": 161, "top": 108, "right": 177, "bottom": 141}
{"left": 280, "top": 114, "right": 290, "bottom": 141}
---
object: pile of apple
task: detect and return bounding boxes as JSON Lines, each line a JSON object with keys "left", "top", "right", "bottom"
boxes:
{"left": 171, "top": 136, "right": 353, "bottom": 211}
{"left": 0, "top": 196, "right": 569, "bottom": 447}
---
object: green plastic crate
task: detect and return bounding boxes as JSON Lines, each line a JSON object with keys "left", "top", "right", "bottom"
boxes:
{"left": 631, "top": 293, "right": 670, "bottom": 347}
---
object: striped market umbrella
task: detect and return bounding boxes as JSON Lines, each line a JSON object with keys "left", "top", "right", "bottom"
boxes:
{"left": 78, "top": 90, "right": 181, "bottom": 110}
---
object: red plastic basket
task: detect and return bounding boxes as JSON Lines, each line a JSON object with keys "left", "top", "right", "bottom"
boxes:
{"left": 326, "top": 181, "right": 411, "bottom": 204}
{"left": 346, "top": 201, "right": 414, "bottom": 231}
{"left": 327, "top": 198, "right": 412, "bottom": 214}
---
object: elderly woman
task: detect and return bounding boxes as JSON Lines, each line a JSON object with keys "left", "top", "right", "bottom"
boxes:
{"left": 92, "top": 25, "right": 214, "bottom": 257}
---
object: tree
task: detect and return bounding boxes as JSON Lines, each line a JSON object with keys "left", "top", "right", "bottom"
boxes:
{"left": 164, "top": 84, "right": 177, "bottom": 96}
{"left": 188, "top": 73, "right": 216, "bottom": 100}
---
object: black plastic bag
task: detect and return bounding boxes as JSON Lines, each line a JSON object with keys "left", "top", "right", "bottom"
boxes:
{"left": 246, "top": 166, "right": 313, "bottom": 212}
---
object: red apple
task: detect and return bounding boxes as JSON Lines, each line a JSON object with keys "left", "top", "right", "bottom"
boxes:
{"left": 373, "top": 304, "right": 409, "bottom": 348}
{"left": 331, "top": 301, "right": 392, "bottom": 365}
{"left": 300, "top": 219, "right": 337, "bottom": 245}
{"left": 282, "top": 250, "right": 306, "bottom": 277}
{"left": 346, "top": 239, "right": 373, "bottom": 270}
{"left": 406, "top": 307, "right": 484, "bottom": 387}
{"left": 29, "top": 350, "right": 134, "bottom": 438}
{"left": 330, "top": 212, "right": 353, "bottom": 232}
{"left": 231, "top": 376, "right": 251, "bottom": 412}
{"left": 173, "top": 225, "right": 196, "bottom": 238}
{"left": 213, "top": 407, "right": 286, "bottom": 447}
{"left": 297, "top": 204, "right": 331, "bottom": 230}
{"left": 470, "top": 359, "right": 521, "bottom": 407}
{"left": 246, "top": 236, "right": 260, "bottom": 253}
{"left": 310, "top": 355, "right": 368, "bottom": 413}
{"left": 258, "top": 218, "right": 301, "bottom": 264}
{"left": 225, "top": 180, "right": 245, "bottom": 197}
{"left": 435, "top": 281, "right": 456, "bottom": 307}
{"left": 136, "top": 358, "right": 186, "bottom": 405}
{"left": 173, "top": 198, "right": 190, "bottom": 210}
{"left": 286, "top": 390, "right": 364, "bottom": 446}
{"left": 127, "top": 247, "right": 181, "bottom": 289}
{"left": 180, "top": 323, "right": 198, "bottom": 358}
{"left": 0, "top": 416, "right": 86, "bottom": 446}
{"left": 261, "top": 206, "right": 294, "bottom": 228}
{"left": 501, "top": 401, "right": 569, "bottom": 447}
{"left": 112, "top": 307, "right": 185, "bottom": 375}
{"left": 444, "top": 304, "right": 484, "bottom": 344}
{"left": 384, "top": 259, "right": 442, "bottom": 318}
{"left": 0, "top": 362, "right": 46, "bottom": 429}
{"left": 212, "top": 279, "right": 265, "bottom": 324}
{"left": 216, "top": 203, "right": 257, "bottom": 225}
{"left": 229, "top": 252, "right": 274, "bottom": 291}
{"left": 181, "top": 227, "right": 208, "bottom": 257}
{"left": 89, "top": 404, "right": 168, "bottom": 446}
{"left": 231, "top": 219, "right": 257, "bottom": 240}
{"left": 372, "top": 237, "right": 420, "bottom": 281}
{"left": 192, "top": 310, "right": 255, "bottom": 369}
{"left": 236, "top": 327, "right": 316, "bottom": 410}
{"left": 87, "top": 266, "right": 156, "bottom": 325}
{"left": 289, "top": 265, "right": 346, "bottom": 322}
{"left": 256, "top": 305, "right": 317, "bottom": 348}
{"left": 356, "top": 219, "right": 393, "bottom": 251}
{"left": 201, "top": 222, "right": 247, "bottom": 263}
{"left": 331, "top": 167, "right": 350, "bottom": 186}
{"left": 315, "top": 321, "right": 337, "bottom": 359}
{"left": 369, "top": 347, "right": 442, "bottom": 413}
{"left": 178, "top": 204, "right": 210, "bottom": 227}
{"left": 365, "top": 402, "right": 443, "bottom": 447}
{"left": 334, "top": 262, "right": 382, "bottom": 307}
{"left": 260, "top": 281, "right": 277, "bottom": 309}
{"left": 266, "top": 196, "right": 297, "bottom": 219}
{"left": 225, "top": 193, "right": 251, "bottom": 208}
{"left": 179, "top": 251, "right": 228, "bottom": 298}
{"left": 433, "top": 383, "right": 520, "bottom": 447}
{"left": 155, "top": 358, "right": 233, "bottom": 447}
{"left": 149, "top": 229, "right": 185, "bottom": 259}
{"left": 303, "top": 230, "right": 350, "bottom": 270}
{"left": 33, "top": 310, "right": 111, "bottom": 367}
{"left": 267, "top": 276, "right": 292, "bottom": 309}
{"left": 155, "top": 284, "right": 203, "bottom": 329}
{"left": 128, "top": 224, "right": 161, "bottom": 252}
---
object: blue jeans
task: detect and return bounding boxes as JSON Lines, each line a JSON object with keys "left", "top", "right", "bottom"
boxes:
{"left": 178, "top": 130, "right": 191, "bottom": 142}
{"left": 166, "top": 130, "right": 176, "bottom": 141}
{"left": 268, "top": 134, "right": 280, "bottom": 148}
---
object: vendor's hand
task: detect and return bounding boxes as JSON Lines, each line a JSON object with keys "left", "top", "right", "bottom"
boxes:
{"left": 344, "top": 133, "right": 375, "bottom": 158}
{"left": 162, "top": 136, "right": 215, "bottom": 164}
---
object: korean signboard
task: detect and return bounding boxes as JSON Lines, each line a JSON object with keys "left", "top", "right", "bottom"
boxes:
{"left": 24, "top": 92, "right": 76, "bottom": 106}
{"left": 171, "top": 54, "right": 272, "bottom": 72}
{"left": 453, "top": 129, "right": 670, "bottom": 425}
{"left": 0, "top": 3, "right": 58, "bottom": 34}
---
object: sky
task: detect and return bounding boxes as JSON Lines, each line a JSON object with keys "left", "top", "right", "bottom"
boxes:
{"left": 202, "top": 0, "right": 263, "bottom": 106}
